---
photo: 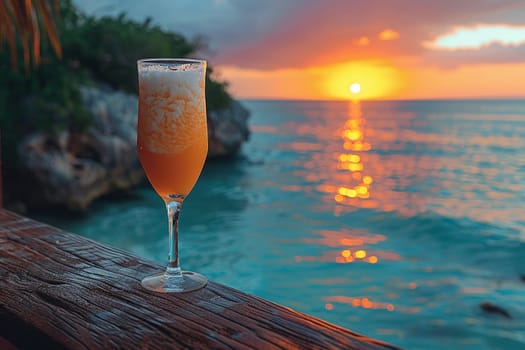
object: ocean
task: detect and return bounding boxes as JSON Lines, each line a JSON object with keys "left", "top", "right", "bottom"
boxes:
{"left": 37, "top": 100, "right": 525, "bottom": 349}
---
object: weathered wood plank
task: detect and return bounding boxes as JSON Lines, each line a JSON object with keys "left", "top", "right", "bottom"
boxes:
{"left": 0, "top": 209, "right": 401, "bottom": 349}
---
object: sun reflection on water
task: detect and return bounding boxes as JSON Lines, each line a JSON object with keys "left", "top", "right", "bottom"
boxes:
{"left": 323, "top": 295, "right": 397, "bottom": 312}
{"left": 274, "top": 101, "right": 405, "bottom": 316}
{"left": 334, "top": 101, "right": 374, "bottom": 203}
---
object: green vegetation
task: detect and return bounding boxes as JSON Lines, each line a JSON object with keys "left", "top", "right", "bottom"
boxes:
{"left": 0, "top": 0, "right": 232, "bottom": 170}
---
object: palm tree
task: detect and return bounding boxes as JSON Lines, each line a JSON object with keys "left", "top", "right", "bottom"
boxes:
{"left": 0, "top": 0, "right": 62, "bottom": 72}
{"left": 0, "top": 0, "right": 62, "bottom": 206}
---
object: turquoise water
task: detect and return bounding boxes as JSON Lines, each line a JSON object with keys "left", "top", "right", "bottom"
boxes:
{"left": 39, "top": 100, "right": 525, "bottom": 349}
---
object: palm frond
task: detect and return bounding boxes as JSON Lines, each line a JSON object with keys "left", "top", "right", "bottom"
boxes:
{"left": 33, "top": 0, "right": 61, "bottom": 58}
{"left": 0, "top": 0, "right": 61, "bottom": 72}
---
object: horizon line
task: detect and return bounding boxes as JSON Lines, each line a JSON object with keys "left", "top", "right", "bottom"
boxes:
{"left": 238, "top": 96, "right": 525, "bottom": 102}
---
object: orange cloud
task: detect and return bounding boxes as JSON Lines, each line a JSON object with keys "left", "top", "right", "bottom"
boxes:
{"left": 353, "top": 36, "right": 370, "bottom": 46}
{"left": 379, "top": 29, "right": 400, "bottom": 41}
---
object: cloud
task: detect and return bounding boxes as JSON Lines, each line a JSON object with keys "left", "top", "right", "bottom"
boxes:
{"left": 73, "top": 0, "right": 525, "bottom": 69}
{"left": 212, "top": 0, "right": 525, "bottom": 69}
{"left": 424, "top": 24, "right": 525, "bottom": 50}
{"left": 379, "top": 29, "right": 400, "bottom": 41}
{"left": 353, "top": 36, "right": 370, "bottom": 46}
{"left": 423, "top": 42, "right": 525, "bottom": 68}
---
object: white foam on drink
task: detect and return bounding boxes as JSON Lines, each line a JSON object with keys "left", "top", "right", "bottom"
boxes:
{"left": 138, "top": 62, "right": 206, "bottom": 154}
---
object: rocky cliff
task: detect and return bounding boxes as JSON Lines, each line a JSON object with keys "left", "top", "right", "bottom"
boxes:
{"left": 17, "top": 85, "right": 249, "bottom": 210}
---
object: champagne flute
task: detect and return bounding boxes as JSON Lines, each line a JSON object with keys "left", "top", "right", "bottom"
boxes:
{"left": 137, "top": 58, "right": 208, "bottom": 293}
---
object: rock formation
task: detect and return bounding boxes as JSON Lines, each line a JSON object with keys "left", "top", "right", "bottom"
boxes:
{"left": 17, "top": 85, "right": 249, "bottom": 210}
{"left": 208, "top": 99, "right": 250, "bottom": 157}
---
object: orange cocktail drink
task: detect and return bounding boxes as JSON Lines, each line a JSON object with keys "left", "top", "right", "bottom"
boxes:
{"left": 137, "top": 60, "right": 208, "bottom": 200}
{"left": 137, "top": 58, "right": 208, "bottom": 293}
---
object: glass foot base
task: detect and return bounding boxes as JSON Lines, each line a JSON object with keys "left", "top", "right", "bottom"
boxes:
{"left": 141, "top": 271, "right": 207, "bottom": 293}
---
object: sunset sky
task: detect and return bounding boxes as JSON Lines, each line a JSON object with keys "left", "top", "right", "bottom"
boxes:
{"left": 75, "top": 0, "right": 525, "bottom": 100}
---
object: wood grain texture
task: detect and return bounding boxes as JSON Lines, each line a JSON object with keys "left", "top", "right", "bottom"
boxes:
{"left": 0, "top": 209, "right": 401, "bottom": 349}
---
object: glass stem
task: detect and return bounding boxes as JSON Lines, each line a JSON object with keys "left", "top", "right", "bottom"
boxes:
{"left": 166, "top": 200, "right": 183, "bottom": 277}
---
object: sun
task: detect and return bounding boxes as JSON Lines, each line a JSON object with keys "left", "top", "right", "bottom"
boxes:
{"left": 323, "top": 62, "right": 403, "bottom": 99}
{"left": 349, "top": 83, "right": 361, "bottom": 94}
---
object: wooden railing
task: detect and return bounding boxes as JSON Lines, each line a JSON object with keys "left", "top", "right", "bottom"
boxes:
{"left": 0, "top": 209, "right": 401, "bottom": 349}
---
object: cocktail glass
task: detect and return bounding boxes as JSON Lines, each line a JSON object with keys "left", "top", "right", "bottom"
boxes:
{"left": 137, "top": 58, "right": 208, "bottom": 293}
